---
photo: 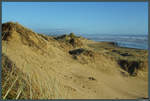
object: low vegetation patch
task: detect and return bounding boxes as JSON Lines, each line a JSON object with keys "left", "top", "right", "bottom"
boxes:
{"left": 69, "top": 48, "right": 95, "bottom": 57}
{"left": 69, "top": 48, "right": 98, "bottom": 64}
{"left": 118, "top": 59, "right": 146, "bottom": 76}
{"left": 54, "top": 33, "right": 83, "bottom": 47}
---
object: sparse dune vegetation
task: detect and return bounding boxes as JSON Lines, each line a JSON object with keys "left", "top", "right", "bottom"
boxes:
{"left": 2, "top": 22, "right": 148, "bottom": 99}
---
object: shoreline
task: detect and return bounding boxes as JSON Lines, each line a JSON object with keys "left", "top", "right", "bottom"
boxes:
{"left": 82, "top": 35, "right": 148, "bottom": 50}
{"left": 90, "top": 40, "right": 147, "bottom": 50}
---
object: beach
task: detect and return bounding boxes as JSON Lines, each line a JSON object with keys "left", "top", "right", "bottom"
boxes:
{"left": 2, "top": 22, "right": 148, "bottom": 99}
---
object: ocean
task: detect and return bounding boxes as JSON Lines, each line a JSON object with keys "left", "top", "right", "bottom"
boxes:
{"left": 82, "top": 34, "right": 148, "bottom": 50}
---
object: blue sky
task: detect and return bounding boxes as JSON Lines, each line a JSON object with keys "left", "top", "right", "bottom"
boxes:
{"left": 2, "top": 2, "right": 148, "bottom": 35}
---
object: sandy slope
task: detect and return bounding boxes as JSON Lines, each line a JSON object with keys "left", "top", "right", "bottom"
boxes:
{"left": 2, "top": 22, "right": 148, "bottom": 99}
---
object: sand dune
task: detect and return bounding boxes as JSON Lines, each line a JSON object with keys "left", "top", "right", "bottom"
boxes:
{"left": 2, "top": 22, "right": 148, "bottom": 99}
